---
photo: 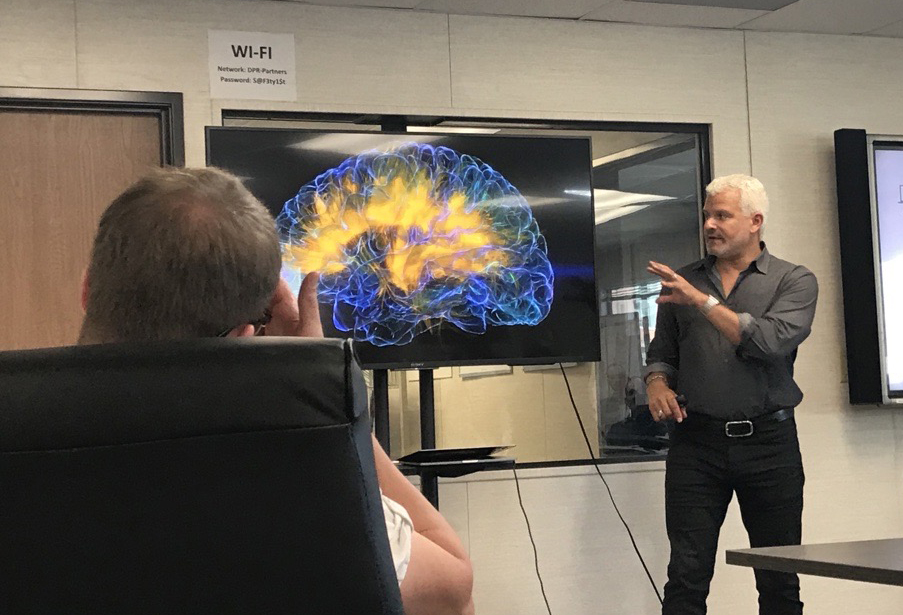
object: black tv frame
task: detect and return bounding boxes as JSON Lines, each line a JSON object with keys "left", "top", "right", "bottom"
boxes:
{"left": 206, "top": 125, "right": 601, "bottom": 370}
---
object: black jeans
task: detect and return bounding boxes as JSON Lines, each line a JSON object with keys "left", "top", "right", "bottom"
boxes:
{"left": 662, "top": 414, "right": 805, "bottom": 615}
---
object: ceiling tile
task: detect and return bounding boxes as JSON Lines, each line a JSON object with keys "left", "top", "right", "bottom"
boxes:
{"left": 263, "top": 0, "right": 903, "bottom": 37}
{"left": 740, "top": 0, "right": 903, "bottom": 35}
{"left": 627, "top": 0, "right": 796, "bottom": 9}
{"left": 414, "top": 0, "right": 614, "bottom": 19}
{"left": 277, "top": 0, "right": 424, "bottom": 7}
{"left": 867, "top": 18, "right": 903, "bottom": 37}
{"left": 583, "top": 0, "right": 767, "bottom": 28}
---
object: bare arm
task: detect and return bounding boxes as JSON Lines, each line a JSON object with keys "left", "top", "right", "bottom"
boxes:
{"left": 266, "top": 276, "right": 474, "bottom": 612}
{"left": 372, "top": 435, "right": 474, "bottom": 615}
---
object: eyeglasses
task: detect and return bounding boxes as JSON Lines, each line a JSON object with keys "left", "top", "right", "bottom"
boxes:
{"left": 216, "top": 308, "right": 272, "bottom": 338}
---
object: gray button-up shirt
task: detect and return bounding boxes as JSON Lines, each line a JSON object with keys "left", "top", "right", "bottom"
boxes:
{"left": 644, "top": 245, "right": 818, "bottom": 420}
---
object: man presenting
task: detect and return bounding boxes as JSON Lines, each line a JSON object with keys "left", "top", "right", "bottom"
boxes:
{"left": 645, "top": 174, "right": 817, "bottom": 615}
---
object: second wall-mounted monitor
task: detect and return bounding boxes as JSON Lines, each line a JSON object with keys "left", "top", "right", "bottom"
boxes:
{"left": 207, "top": 127, "right": 600, "bottom": 369}
{"left": 871, "top": 140, "right": 903, "bottom": 402}
{"left": 835, "top": 129, "right": 903, "bottom": 405}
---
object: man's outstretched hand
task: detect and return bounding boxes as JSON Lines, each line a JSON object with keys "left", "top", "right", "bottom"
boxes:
{"left": 647, "top": 261, "right": 707, "bottom": 308}
{"left": 265, "top": 273, "right": 324, "bottom": 338}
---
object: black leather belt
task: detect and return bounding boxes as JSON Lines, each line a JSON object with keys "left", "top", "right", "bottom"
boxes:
{"left": 688, "top": 408, "right": 794, "bottom": 438}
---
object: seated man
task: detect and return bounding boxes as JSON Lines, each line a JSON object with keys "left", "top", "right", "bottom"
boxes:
{"left": 77, "top": 167, "right": 475, "bottom": 615}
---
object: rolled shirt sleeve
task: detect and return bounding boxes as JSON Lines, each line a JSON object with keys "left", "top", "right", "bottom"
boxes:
{"left": 736, "top": 267, "right": 818, "bottom": 362}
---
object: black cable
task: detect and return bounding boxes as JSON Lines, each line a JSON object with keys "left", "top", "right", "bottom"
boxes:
{"left": 559, "top": 364, "right": 664, "bottom": 605}
{"left": 512, "top": 466, "right": 553, "bottom": 615}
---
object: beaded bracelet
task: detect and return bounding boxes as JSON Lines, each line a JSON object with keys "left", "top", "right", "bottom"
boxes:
{"left": 645, "top": 374, "right": 668, "bottom": 386}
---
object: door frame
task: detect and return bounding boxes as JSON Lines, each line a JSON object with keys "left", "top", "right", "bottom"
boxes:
{"left": 0, "top": 87, "right": 184, "bottom": 166}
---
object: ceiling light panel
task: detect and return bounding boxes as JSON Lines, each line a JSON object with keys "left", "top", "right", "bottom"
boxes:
{"left": 276, "top": 0, "right": 423, "bottom": 7}
{"left": 414, "top": 0, "right": 612, "bottom": 20}
{"left": 583, "top": 0, "right": 768, "bottom": 28}
{"left": 625, "top": 0, "right": 798, "bottom": 9}
{"left": 867, "top": 19, "right": 903, "bottom": 37}
{"left": 739, "top": 0, "right": 903, "bottom": 35}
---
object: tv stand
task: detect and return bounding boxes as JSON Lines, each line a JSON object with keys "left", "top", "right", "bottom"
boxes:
{"left": 415, "top": 368, "right": 438, "bottom": 503}
{"left": 372, "top": 369, "right": 391, "bottom": 450}
{"left": 397, "top": 455, "right": 515, "bottom": 507}
{"left": 373, "top": 367, "right": 513, "bottom": 508}
{"left": 371, "top": 367, "right": 439, "bottom": 500}
{"left": 371, "top": 367, "right": 433, "bottom": 454}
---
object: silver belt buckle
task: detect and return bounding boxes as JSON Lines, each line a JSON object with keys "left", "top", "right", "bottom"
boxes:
{"left": 725, "top": 420, "right": 754, "bottom": 438}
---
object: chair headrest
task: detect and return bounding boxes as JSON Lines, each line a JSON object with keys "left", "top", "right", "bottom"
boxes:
{"left": 0, "top": 337, "right": 362, "bottom": 453}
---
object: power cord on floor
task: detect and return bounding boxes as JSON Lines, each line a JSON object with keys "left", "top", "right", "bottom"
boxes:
{"left": 559, "top": 363, "right": 665, "bottom": 606}
{"left": 512, "top": 466, "right": 553, "bottom": 615}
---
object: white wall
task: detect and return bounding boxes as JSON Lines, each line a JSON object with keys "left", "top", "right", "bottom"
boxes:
{"left": 4, "top": 2, "right": 903, "bottom": 613}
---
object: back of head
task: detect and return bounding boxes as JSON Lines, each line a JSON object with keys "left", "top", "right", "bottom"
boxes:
{"left": 705, "top": 173, "right": 770, "bottom": 237}
{"left": 79, "top": 167, "right": 281, "bottom": 344}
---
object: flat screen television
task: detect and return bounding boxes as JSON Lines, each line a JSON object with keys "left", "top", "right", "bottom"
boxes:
{"left": 871, "top": 139, "right": 903, "bottom": 402}
{"left": 206, "top": 127, "right": 600, "bottom": 369}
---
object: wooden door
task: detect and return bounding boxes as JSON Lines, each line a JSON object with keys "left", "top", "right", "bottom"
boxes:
{"left": 0, "top": 110, "right": 162, "bottom": 350}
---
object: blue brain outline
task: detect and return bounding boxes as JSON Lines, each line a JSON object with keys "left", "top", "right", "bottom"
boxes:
{"left": 276, "top": 142, "right": 554, "bottom": 346}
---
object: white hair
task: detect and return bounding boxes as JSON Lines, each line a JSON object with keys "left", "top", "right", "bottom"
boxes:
{"left": 705, "top": 174, "right": 769, "bottom": 237}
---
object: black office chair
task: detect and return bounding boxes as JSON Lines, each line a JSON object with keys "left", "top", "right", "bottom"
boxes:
{"left": 0, "top": 338, "right": 404, "bottom": 615}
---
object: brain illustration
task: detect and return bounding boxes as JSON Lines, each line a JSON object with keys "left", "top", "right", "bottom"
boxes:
{"left": 276, "top": 142, "right": 554, "bottom": 346}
